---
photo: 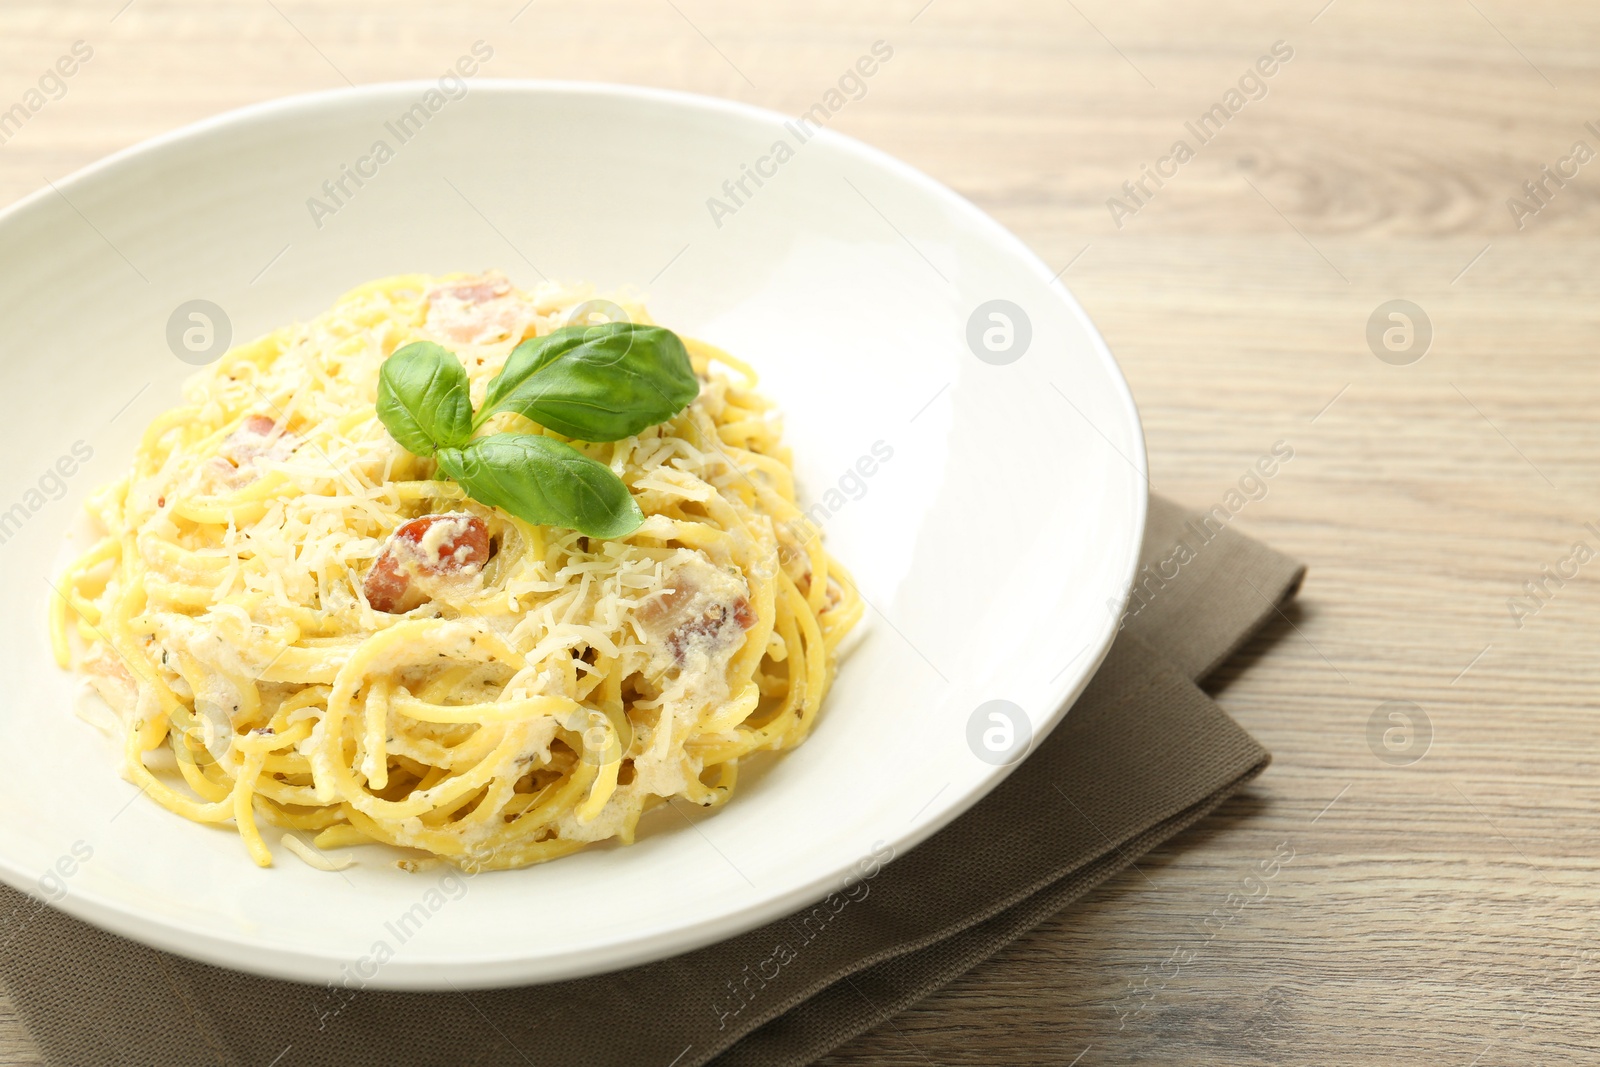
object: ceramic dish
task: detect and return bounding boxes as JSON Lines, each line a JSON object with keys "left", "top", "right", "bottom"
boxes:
{"left": 0, "top": 81, "right": 1145, "bottom": 988}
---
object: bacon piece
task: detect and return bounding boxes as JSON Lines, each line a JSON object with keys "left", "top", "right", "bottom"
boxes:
{"left": 363, "top": 512, "right": 490, "bottom": 613}
{"left": 203, "top": 414, "right": 297, "bottom": 491}
{"left": 636, "top": 558, "right": 755, "bottom": 670}
{"left": 666, "top": 596, "right": 754, "bottom": 664}
{"left": 221, "top": 415, "right": 293, "bottom": 465}
{"left": 81, "top": 645, "right": 139, "bottom": 718}
{"left": 423, "top": 271, "right": 536, "bottom": 347}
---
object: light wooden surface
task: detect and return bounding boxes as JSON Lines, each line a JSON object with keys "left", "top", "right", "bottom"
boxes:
{"left": 4, "top": 1, "right": 1600, "bottom": 1063}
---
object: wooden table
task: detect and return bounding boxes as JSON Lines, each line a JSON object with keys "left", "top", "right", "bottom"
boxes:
{"left": 4, "top": 1, "right": 1598, "bottom": 1063}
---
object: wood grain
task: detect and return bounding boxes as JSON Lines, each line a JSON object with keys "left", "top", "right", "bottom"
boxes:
{"left": 3, "top": 1, "right": 1598, "bottom": 1063}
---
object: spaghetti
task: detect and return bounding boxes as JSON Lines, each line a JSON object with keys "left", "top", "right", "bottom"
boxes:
{"left": 51, "top": 272, "right": 860, "bottom": 871}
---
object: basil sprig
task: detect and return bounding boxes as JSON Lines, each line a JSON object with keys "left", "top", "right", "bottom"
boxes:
{"left": 377, "top": 325, "right": 698, "bottom": 539}
{"left": 476, "top": 322, "right": 698, "bottom": 441}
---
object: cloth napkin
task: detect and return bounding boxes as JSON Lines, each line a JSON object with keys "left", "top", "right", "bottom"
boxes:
{"left": 0, "top": 495, "right": 1303, "bottom": 1066}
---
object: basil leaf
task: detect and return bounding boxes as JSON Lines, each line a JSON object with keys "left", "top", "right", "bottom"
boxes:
{"left": 433, "top": 446, "right": 469, "bottom": 484}
{"left": 440, "top": 433, "right": 643, "bottom": 539}
{"left": 377, "top": 342, "right": 474, "bottom": 456}
{"left": 480, "top": 324, "right": 595, "bottom": 411}
{"left": 477, "top": 323, "right": 698, "bottom": 442}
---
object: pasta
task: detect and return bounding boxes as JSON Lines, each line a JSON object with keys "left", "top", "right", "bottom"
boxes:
{"left": 51, "top": 272, "right": 860, "bottom": 871}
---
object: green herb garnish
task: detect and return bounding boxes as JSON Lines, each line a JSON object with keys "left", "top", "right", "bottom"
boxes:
{"left": 375, "top": 341, "right": 475, "bottom": 456}
{"left": 376, "top": 323, "right": 699, "bottom": 539}
{"left": 477, "top": 321, "right": 699, "bottom": 441}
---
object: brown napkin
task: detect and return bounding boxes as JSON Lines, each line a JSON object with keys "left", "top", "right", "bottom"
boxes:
{"left": 0, "top": 495, "right": 1303, "bottom": 1067}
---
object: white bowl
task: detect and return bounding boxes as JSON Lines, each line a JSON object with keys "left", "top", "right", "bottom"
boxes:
{"left": 0, "top": 81, "right": 1146, "bottom": 988}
